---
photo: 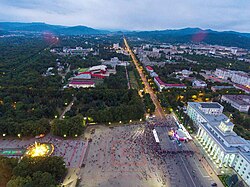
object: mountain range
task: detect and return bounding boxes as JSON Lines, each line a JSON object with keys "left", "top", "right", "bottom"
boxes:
{"left": 1, "top": 22, "right": 250, "bottom": 49}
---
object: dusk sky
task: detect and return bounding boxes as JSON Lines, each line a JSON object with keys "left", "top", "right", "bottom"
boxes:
{"left": 1, "top": 0, "right": 250, "bottom": 32}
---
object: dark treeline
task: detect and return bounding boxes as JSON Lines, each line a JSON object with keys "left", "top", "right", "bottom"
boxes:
{"left": 66, "top": 89, "right": 145, "bottom": 123}
{"left": 0, "top": 156, "right": 66, "bottom": 187}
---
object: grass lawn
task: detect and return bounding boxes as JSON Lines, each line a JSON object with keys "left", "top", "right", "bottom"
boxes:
{"left": 129, "top": 71, "right": 139, "bottom": 89}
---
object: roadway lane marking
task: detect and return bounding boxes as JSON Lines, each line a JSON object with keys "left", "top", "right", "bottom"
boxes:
{"left": 180, "top": 156, "right": 197, "bottom": 187}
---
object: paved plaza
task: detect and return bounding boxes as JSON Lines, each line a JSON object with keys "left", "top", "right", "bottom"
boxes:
{"left": 0, "top": 134, "right": 88, "bottom": 168}
{"left": 80, "top": 124, "right": 168, "bottom": 187}
{"left": 78, "top": 119, "right": 218, "bottom": 187}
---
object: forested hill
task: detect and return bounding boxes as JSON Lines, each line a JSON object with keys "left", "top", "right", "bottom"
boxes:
{"left": 128, "top": 28, "right": 250, "bottom": 49}
{"left": 0, "top": 22, "right": 109, "bottom": 35}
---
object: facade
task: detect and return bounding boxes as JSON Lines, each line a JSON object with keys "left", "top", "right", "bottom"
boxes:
{"left": 215, "top": 68, "right": 233, "bottom": 80}
{"left": 215, "top": 68, "right": 250, "bottom": 87}
{"left": 231, "top": 73, "right": 250, "bottom": 87}
{"left": 69, "top": 81, "right": 95, "bottom": 88}
{"left": 187, "top": 102, "right": 250, "bottom": 186}
{"left": 221, "top": 95, "right": 250, "bottom": 113}
{"left": 211, "top": 86, "right": 234, "bottom": 92}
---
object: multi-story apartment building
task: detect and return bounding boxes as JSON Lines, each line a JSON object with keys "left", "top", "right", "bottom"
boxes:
{"left": 231, "top": 73, "right": 250, "bottom": 87}
{"left": 187, "top": 102, "right": 250, "bottom": 186}
{"left": 221, "top": 95, "right": 250, "bottom": 113}
{"left": 215, "top": 68, "right": 250, "bottom": 87}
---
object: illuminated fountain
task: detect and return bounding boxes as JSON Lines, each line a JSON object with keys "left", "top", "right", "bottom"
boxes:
{"left": 25, "top": 142, "right": 54, "bottom": 157}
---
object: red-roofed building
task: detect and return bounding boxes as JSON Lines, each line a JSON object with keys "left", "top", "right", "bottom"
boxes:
{"left": 146, "top": 66, "right": 154, "bottom": 73}
{"left": 154, "top": 77, "right": 186, "bottom": 91}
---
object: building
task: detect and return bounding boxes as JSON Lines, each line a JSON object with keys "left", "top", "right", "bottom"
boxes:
{"left": 69, "top": 81, "right": 95, "bottom": 88}
{"left": 211, "top": 86, "right": 234, "bottom": 92}
{"left": 101, "top": 57, "right": 129, "bottom": 68}
{"left": 192, "top": 79, "right": 207, "bottom": 88}
{"left": 214, "top": 68, "right": 233, "bottom": 80}
{"left": 231, "top": 73, "right": 250, "bottom": 87}
{"left": 154, "top": 77, "right": 186, "bottom": 91}
{"left": 221, "top": 95, "right": 250, "bottom": 113}
{"left": 181, "top": 69, "right": 193, "bottom": 77}
{"left": 215, "top": 68, "right": 250, "bottom": 87}
{"left": 113, "top": 43, "right": 119, "bottom": 49}
{"left": 146, "top": 66, "right": 154, "bottom": 73}
{"left": 234, "top": 84, "right": 250, "bottom": 94}
{"left": 187, "top": 102, "right": 250, "bottom": 186}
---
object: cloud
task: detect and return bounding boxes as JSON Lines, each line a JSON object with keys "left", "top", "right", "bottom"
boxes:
{"left": 0, "top": 0, "right": 250, "bottom": 32}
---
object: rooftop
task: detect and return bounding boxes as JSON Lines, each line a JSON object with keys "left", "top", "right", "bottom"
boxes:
{"left": 200, "top": 102, "right": 222, "bottom": 109}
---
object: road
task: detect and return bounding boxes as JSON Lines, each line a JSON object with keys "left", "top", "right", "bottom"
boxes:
{"left": 124, "top": 38, "right": 165, "bottom": 119}
{"left": 124, "top": 37, "right": 217, "bottom": 187}
{"left": 59, "top": 97, "right": 76, "bottom": 119}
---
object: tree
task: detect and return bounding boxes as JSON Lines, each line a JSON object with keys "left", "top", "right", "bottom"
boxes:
{"left": 6, "top": 176, "right": 32, "bottom": 187}
{"left": 0, "top": 157, "right": 18, "bottom": 187}
{"left": 30, "top": 171, "right": 56, "bottom": 187}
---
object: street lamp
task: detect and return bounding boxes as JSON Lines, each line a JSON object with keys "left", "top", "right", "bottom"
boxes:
{"left": 75, "top": 134, "right": 78, "bottom": 137}
{"left": 140, "top": 119, "right": 142, "bottom": 122}
{"left": 54, "top": 115, "right": 58, "bottom": 119}
{"left": 63, "top": 134, "right": 66, "bottom": 138}
{"left": 18, "top": 134, "right": 21, "bottom": 138}
{"left": 119, "top": 121, "right": 122, "bottom": 124}
{"left": 62, "top": 115, "right": 65, "bottom": 119}
{"left": 3, "top": 133, "right": 6, "bottom": 137}
{"left": 109, "top": 122, "right": 111, "bottom": 125}
{"left": 129, "top": 120, "right": 132, "bottom": 123}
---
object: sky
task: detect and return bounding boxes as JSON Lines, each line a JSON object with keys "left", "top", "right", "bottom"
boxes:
{"left": 1, "top": 0, "right": 250, "bottom": 32}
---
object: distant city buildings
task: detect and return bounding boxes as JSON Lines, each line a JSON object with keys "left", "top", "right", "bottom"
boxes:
{"left": 187, "top": 102, "right": 250, "bottom": 186}
{"left": 221, "top": 95, "right": 250, "bottom": 113}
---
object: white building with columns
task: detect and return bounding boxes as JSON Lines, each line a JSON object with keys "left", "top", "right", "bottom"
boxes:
{"left": 187, "top": 102, "right": 250, "bottom": 186}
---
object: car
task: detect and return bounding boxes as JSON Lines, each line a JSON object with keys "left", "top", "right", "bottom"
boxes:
{"left": 211, "top": 182, "right": 217, "bottom": 186}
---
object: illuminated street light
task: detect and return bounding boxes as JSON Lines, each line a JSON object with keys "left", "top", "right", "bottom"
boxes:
{"left": 140, "top": 119, "right": 142, "bottom": 122}
{"left": 65, "top": 102, "right": 68, "bottom": 105}
{"left": 3, "top": 134, "right": 6, "bottom": 137}
{"left": 63, "top": 134, "right": 66, "bottom": 138}
{"left": 54, "top": 115, "right": 58, "bottom": 119}
{"left": 129, "top": 120, "right": 132, "bottom": 123}
{"left": 18, "top": 134, "right": 21, "bottom": 138}
{"left": 63, "top": 115, "right": 65, "bottom": 119}
{"left": 75, "top": 134, "right": 78, "bottom": 137}
{"left": 109, "top": 122, "right": 111, "bottom": 125}
{"left": 119, "top": 121, "right": 122, "bottom": 124}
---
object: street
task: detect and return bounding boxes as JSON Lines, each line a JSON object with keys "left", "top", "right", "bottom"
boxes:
{"left": 123, "top": 37, "right": 223, "bottom": 187}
